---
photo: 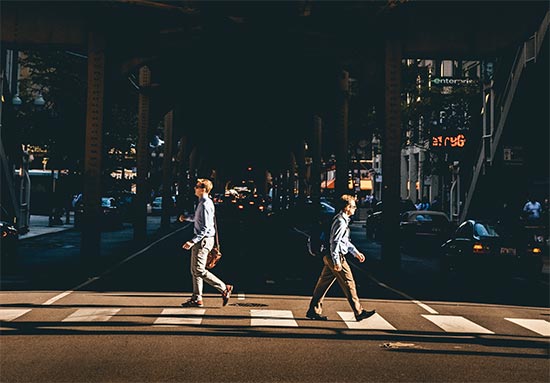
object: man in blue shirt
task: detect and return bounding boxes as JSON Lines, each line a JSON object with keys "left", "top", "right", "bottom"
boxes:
{"left": 182, "top": 178, "right": 233, "bottom": 307}
{"left": 306, "top": 194, "right": 376, "bottom": 321}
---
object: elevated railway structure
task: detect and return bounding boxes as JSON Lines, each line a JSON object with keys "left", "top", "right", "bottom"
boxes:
{"left": 1, "top": 1, "right": 547, "bottom": 273}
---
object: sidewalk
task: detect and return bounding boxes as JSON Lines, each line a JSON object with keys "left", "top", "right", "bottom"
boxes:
{"left": 19, "top": 215, "right": 74, "bottom": 240}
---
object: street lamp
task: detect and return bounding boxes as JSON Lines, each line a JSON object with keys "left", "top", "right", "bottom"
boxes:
{"left": 12, "top": 94, "right": 22, "bottom": 107}
{"left": 33, "top": 93, "right": 45, "bottom": 109}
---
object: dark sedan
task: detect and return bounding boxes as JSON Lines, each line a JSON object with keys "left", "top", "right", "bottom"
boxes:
{"left": 440, "top": 219, "right": 544, "bottom": 279}
{"left": 365, "top": 199, "right": 416, "bottom": 241}
{"left": 74, "top": 197, "right": 123, "bottom": 231}
{"left": 400, "top": 210, "right": 453, "bottom": 253}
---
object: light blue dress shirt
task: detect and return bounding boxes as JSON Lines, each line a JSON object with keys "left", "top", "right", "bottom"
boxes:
{"left": 191, "top": 196, "right": 216, "bottom": 244}
{"left": 330, "top": 211, "right": 359, "bottom": 266}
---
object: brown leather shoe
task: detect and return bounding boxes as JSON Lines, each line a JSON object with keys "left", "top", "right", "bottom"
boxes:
{"left": 222, "top": 284, "right": 233, "bottom": 306}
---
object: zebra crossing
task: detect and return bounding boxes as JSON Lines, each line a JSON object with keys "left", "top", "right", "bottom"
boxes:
{"left": 1, "top": 307, "right": 549, "bottom": 337}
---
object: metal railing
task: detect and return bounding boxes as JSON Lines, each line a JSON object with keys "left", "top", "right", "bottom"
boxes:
{"left": 461, "top": 11, "right": 549, "bottom": 223}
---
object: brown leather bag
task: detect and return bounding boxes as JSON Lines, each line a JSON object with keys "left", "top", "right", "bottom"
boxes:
{"left": 206, "top": 216, "right": 222, "bottom": 269}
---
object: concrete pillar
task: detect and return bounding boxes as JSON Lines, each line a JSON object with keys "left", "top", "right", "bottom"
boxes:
{"left": 400, "top": 152, "right": 408, "bottom": 199}
{"left": 81, "top": 30, "right": 105, "bottom": 260}
{"left": 134, "top": 66, "right": 151, "bottom": 242}
{"left": 335, "top": 70, "right": 350, "bottom": 196}
{"left": 381, "top": 38, "right": 402, "bottom": 274}
{"left": 161, "top": 110, "right": 174, "bottom": 229}
{"left": 418, "top": 150, "right": 425, "bottom": 201}
{"left": 409, "top": 151, "right": 417, "bottom": 201}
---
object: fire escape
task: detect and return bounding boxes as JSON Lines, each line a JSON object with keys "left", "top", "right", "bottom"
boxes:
{"left": 460, "top": 11, "right": 550, "bottom": 222}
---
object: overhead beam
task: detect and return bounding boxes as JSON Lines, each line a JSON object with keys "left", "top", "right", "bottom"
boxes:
{"left": 1, "top": 5, "right": 86, "bottom": 48}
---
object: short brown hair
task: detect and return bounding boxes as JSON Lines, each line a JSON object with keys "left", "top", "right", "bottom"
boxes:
{"left": 196, "top": 178, "right": 213, "bottom": 193}
{"left": 338, "top": 194, "right": 356, "bottom": 211}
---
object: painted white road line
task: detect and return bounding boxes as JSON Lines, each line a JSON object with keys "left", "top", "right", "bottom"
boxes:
{"left": 154, "top": 309, "right": 205, "bottom": 326}
{"left": 422, "top": 315, "right": 494, "bottom": 334}
{"left": 350, "top": 263, "right": 439, "bottom": 315}
{"left": 338, "top": 311, "right": 397, "bottom": 330}
{"left": 412, "top": 300, "right": 439, "bottom": 315}
{"left": 238, "top": 293, "right": 245, "bottom": 300}
{"left": 62, "top": 308, "right": 120, "bottom": 322}
{"left": 505, "top": 318, "right": 550, "bottom": 337}
{"left": 0, "top": 309, "right": 31, "bottom": 322}
{"left": 250, "top": 310, "right": 298, "bottom": 327}
{"left": 40, "top": 224, "right": 191, "bottom": 306}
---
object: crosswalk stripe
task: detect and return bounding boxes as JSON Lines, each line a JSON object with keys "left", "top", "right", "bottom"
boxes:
{"left": 505, "top": 318, "right": 550, "bottom": 337}
{"left": 250, "top": 309, "right": 298, "bottom": 327}
{"left": 62, "top": 308, "right": 120, "bottom": 322}
{"left": 422, "top": 315, "right": 494, "bottom": 334}
{"left": 0, "top": 309, "right": 31, "bottom": 322}
{"left": 338, "top": 312, "right": 397, "bottom": 330}
{"left": 153, "top": 309, "right": 205, "bottom": 326}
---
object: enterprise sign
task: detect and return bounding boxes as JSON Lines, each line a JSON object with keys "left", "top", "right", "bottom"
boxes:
{"left": 430, "top": 77, "right": 477, "bottom": 86}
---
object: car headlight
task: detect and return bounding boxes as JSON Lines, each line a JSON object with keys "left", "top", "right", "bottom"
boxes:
{"left": 534, "top": 235, "right": 545, "bottom": 243}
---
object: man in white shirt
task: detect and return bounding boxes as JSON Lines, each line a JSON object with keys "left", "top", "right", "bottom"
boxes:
{"left": 523, "top": 197, "right": 542, "bottom": 220}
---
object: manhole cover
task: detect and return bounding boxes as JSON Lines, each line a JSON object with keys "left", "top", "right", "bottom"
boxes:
{"left": 229, "top": 302, "right": 268, "bottom": 307}
{"left": 381, "top": 342, "right": 420, "bottom": 350}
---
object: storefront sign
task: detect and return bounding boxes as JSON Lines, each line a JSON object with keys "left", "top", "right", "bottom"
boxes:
{"left": 430, "top": 77, "right": 478, "bottom": 86}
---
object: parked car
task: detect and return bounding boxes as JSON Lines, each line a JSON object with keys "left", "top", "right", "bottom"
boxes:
{"left": 365, "top": 199, "right": 417, "bottom": 241}
{"left": 74, "top": 196, "right": 123, "bottom": 231}
{"left": 0, "top": 219, "right": 18, "bottom": 267}
{"left": 150, "top": 196, "right": 177, "bottom": 215}
{"left": 440, "top": 219, "right": 544, "bottom": 279}
{"left": 400, "top": 210, "right": 453, "bottom": 253}
{"left": 108, "top": 191, "right": 136, "bottom": 222}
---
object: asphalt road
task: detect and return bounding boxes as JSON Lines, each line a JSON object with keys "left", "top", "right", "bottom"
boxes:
{"left": 1, "top": 216, "right": 549, "bottom": 382}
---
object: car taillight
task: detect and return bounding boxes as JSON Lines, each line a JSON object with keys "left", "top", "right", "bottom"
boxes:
{"left": 2, "top": 231, "right": 7, "bottom": 238}
{"left": 473, "top": 243, "right": 490, "bottom": 254}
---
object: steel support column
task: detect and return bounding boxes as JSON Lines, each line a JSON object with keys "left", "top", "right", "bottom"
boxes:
{"left": 335, "top": 70, "right": 350, "bottom": 196}
{"left": 381, "top": 38, "right": 402, "bottom": 274}
{"left": 81, "top": 30, "right": 105, "bottom": 261}
{"left": 134, "top": 66, "right": 151, "bottom": 242}
{"left": 161, "top": 110, "right": 174, "bottom": 229}
{"left": 310, "top": 115, "right": 323, "bottom": 252}
{"left": 294, "top": 140, "right": 307, "bottom": 202}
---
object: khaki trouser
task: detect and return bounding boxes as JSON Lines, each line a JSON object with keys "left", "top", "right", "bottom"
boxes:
{"left": 308, "top": 255, "right": 363, "bottom": 316}
{"left": 190, "top": 237, "right": 226, "bottom": 301}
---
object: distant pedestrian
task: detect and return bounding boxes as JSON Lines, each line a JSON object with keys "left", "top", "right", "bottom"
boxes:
{"left": 417, "top": 197, "right": 430, "bottom": 211}
{"left": 306, "top": 194, "right": 376, "bottom": 321}
{"left": 523, "top": 196, "right": 542, "bottom": 221}
{"left": 181, "top": 178, "right": 233, "bottom": 307}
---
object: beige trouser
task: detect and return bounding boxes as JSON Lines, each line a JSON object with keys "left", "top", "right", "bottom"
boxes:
{"left": 190, "top": 237, "right": 226, "bottom": 301}
{"left": 308, "top": 255, "right": 363, "bottom": 316}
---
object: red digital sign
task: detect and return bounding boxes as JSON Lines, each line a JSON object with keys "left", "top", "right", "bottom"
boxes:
{"left": 430, "top": 134, "right": 466, "bottom": 148}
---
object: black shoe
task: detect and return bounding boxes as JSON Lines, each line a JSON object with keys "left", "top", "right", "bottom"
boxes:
{"left": 306, "top": 310, "right": 328, "bottom": 321}
{"left": 355, "top": 309, "right": 376, "bottom": 322}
